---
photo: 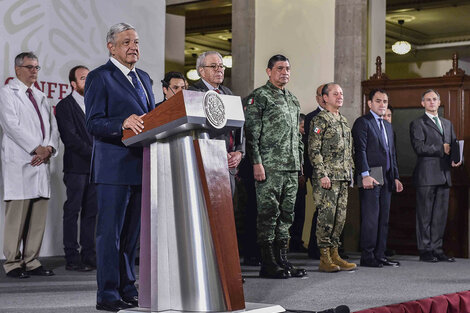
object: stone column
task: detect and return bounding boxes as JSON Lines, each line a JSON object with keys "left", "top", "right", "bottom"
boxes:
{"left": 334, "top": 0, "right": 368, "bottom": 253}
{"left": 231, "top": 0, "right": 255, "bottom": 99}
{"left": 368, "top": 0, "right": 386, "bottom": 77}
{"left": 334, "top": 0, "right": 368, "bottom": 122}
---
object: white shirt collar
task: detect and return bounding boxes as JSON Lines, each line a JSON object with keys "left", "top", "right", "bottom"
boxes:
{"left": 425, "top": 112, "right": 439, "bottom": 120}
{"left": 14, "top": 78, "right": 34, "bottom": 93}
{"left": 110, "top": 57, "right": 136, "bottom": 76}
{"left": 72, "top": 90, "right": 85, "bottom": 113}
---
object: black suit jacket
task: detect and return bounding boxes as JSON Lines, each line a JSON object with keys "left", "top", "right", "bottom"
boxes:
{"left": 352, "top": 112, "right": 399, "bottom": 188}
{"left": 410, "top": 114, "right": 456, "bottom": 187}
{"left": 304, "top": 107, "right": 322, "bottom": 180}
{"left": 188, "top": 79, "right": 245, "bottom": 154}
{"left": 55, "top": 93, "right": 93, "bottom": 174}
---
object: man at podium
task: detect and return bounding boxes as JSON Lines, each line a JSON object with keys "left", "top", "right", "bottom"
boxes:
{"left": 189, "top": 51, "right": 245, "bottom": 195}
{"left": 85, "top": 22, "right": 155, "bottom": 312}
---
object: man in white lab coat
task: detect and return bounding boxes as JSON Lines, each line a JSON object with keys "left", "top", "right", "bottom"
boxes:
{"left": 0, "top": 52, "right": 59, "bottom": 278}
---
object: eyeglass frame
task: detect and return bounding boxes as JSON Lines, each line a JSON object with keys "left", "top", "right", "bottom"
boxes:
{"left": 18, "top": 65, "right": 41, "bottom": 71}
{"left": 202, "top": 64, "right": 225, "bottom": 70}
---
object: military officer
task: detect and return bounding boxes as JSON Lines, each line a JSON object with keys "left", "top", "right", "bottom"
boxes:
{"left": 308, "top": 82, "right": 356, "bottom": 272}
{"left": 245, "top": 54, "right": 306, "bottom": 279}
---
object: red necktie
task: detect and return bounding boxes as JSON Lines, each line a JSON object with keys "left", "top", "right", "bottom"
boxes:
{"left": 214, "top": 88, "right": 234, "bottom": 151}
{"left": 26, "top": 88, "right": 45, "bottom": 139}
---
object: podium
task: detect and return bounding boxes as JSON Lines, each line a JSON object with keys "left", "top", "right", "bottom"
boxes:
{"left": 121, "top": 90, "right": 284, "bottom": 313}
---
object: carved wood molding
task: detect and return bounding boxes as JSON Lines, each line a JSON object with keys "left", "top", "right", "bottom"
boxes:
{"left": 369, "top": 56, "right": 389, "bottom": 80}
{"left": 444, "top": 53, "right": 466, "bottom": 77}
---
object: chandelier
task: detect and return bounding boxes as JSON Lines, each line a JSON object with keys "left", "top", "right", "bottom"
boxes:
{"left": 392, "top": 20, "right": 411, "bottom": 55}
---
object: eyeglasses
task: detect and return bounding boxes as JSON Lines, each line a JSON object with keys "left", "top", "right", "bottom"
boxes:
{"left": 203, "top": 64, "right": 225, "bottom": 70}
{"left": 19, "top": 65, "right": 41, "bottom": 71}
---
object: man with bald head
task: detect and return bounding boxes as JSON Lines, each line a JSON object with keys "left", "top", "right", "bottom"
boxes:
{"left": 308, "top": 83, "right": 356, "bottom": 272}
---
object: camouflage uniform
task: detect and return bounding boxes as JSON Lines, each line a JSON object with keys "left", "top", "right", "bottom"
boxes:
{"left": 245, "top": 80, "right": 303, "bottom": 244}
{"left": 308, "top": 110, "right": 353, "bottom": 248}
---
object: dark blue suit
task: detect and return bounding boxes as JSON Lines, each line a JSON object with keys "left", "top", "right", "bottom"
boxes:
{"left": 85, "top": 60, "right": 155, "bottom": 303}
{"left": 55, "top": 93, "right": 97, "bottom": 265}
{"left": 352, "top": 112, "right": 399, "bottom": 262}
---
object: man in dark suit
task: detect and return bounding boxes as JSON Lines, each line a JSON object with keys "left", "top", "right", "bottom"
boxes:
{"left": 55, "top": 65, "right": 97, "bottom": 272}
{"left": 352, "top": 89, "right": 403, "bottom": 268}
{"left": 188, "top": 51, "right": 244, "bottom": 194}
{"left": 410, "top": 89, "right": 460, "bottom": 263}
{"left": 303, "top": 84, "right": 324, "bottom": 257}
{"left": 85, "top": 22, "right": 155, "bottom": 312}
{"left": 156, "top": 71, "right": 187, "bottom": 107}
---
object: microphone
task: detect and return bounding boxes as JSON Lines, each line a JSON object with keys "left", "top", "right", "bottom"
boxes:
{"left": 161, "top": 80, "right": 177, "bottom": 96}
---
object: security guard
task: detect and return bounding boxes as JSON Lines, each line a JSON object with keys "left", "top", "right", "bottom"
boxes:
{"left": 245, "top": 54, "right": 306, "bottom": 279}
{"left": 308, "top": 82, "right": 356, "bottom": 272}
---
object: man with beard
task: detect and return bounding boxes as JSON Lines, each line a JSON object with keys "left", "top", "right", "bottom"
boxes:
{"left": 56, "top": 65, "right": 97, "bottom": 272}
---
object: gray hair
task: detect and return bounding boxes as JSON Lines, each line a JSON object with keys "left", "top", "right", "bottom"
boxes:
{"left": 421, "top": 89, "right": 440, "bottom": 101}
{"left": 106, "top": 22, "right": 136, "bottom": 45}
{"left": 196, "top": 51, "right": 223, "bottom": 73}
{"left": 15, "top": 52, "right": 38, "bottom": 67}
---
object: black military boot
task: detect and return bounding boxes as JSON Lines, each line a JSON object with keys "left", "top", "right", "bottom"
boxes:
{"left": 274, "top": 240, "right": 307, "bottom": 277}
{"left": 259, "top": 243, "right": 289, "bottom": 279}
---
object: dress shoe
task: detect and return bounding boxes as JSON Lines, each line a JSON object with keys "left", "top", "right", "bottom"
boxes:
{"left": 122, "top": 295, "right": 138, "bottom": 307}
{"left": 360, "top": 258, "right": 383, "bottom": 268}
{"left": 66, "top": 263, "right": 93, "bottom": 272}
{"left": 26, "top": 266, "right": 55, "bottom": 276}
{"left": 379, "top": 257, "right": 400, "bottom": 267}
{"left": 96, "top": 300, "right": 133, "bottom": 312}
{"left": 434, "top": 253, "right": 455, "bottom": 262}
{"left": 419, "top": 252, "right": 438, "bottom": 262}
{"left": 6, "top": 268, "right": 29, "bottom": 279}
{"left": 82, "top": 256, "right": 96, "bottom": 269}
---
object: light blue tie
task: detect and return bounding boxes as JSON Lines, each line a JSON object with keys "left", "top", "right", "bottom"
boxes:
{"left": 128, "top": 71, "right": 148, "bottom": 110}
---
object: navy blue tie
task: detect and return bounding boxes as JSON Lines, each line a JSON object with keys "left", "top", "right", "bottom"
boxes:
{"left": 378, "top": 118, "right": 390, "bottom": 171}
{"left": 128, "top": 71, "right": 148, "bottom": 110}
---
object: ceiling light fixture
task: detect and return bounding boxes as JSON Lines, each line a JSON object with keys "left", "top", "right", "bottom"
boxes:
{"left": 392, "top": 20, "right": 411, "bottom": 55}
{"left": 187, "top": 69, "right": 199, "bottom": 81}
{"left": 223, "top": 55, "right": 232, "bottom": 68}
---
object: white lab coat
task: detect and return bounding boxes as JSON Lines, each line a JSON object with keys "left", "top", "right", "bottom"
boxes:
{"left": 0, "top": 78, "right": 59, "bottom": 200}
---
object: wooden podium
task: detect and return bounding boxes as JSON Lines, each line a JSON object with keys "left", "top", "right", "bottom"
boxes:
{"left": 121, "top": 90, "right": 284, "bottom": 313}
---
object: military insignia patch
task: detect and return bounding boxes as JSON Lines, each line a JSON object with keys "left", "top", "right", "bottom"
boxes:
{"left": 314, "top": 127, "right": 321, "bottom": 134}
{"left": 248, "top": 98, "right": 254, "bottom": 105}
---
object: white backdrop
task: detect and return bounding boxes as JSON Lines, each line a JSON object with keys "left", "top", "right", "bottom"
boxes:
{"left": 0, "top": 0, "right": 165, "bottom": 259}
